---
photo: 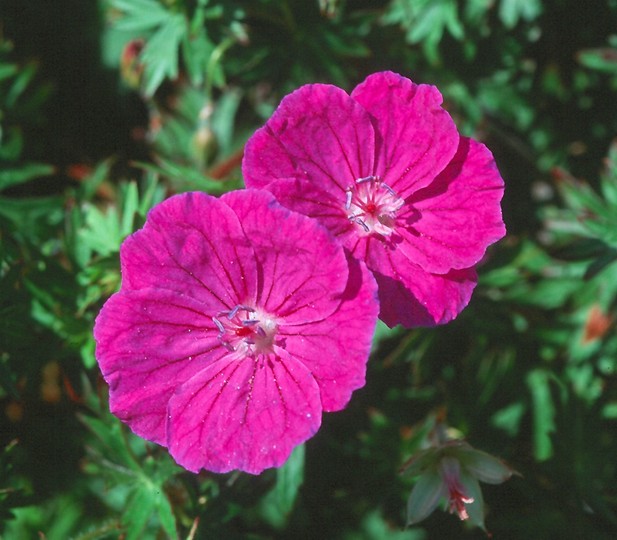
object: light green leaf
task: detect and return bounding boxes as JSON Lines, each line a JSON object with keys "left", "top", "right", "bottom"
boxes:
{"left": 141, "top": 15, "right": 187, "bottom": 96}
{"left": 578, "top": 47, "right": 617, "bottom": 75}
{"left": 120, "top": 181, "right": 139, "bottom": 236}
{"left": 112, "top": 0, "right": 170, "bottom": 32}
{"left": 499, "top": 0, "right": 542, "bottom": 29}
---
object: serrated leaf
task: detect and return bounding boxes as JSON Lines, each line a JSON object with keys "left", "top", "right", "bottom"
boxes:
{"left": 141, "top": 15, "right": 187, "bottom": 96}
{"left": 154, "top": 488, "right": 177, "bottom": 539}
{"left": 78, "top": 203, "right": 122, "bottom": 257}
{"left": 124, "top": 485, "right": 156, "bottom": 540}
{"left": 181, "top": 33, "right": 215, "bottom": 86}
{"left": 79, "top": 413, "right": 140, "bottom": 472}
{"left": 112, "top": 0, "right": 170, "bottom": 31}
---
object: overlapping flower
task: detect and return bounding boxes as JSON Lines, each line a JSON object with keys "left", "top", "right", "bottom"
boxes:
{"left": 94, "top": 71, "right": 506, "bottom": 476}
{"left": 243, "top": 71, "right": 506, "bottom": 327}
{"left": 94, "top": 189, "right": 378, "bottom": 474}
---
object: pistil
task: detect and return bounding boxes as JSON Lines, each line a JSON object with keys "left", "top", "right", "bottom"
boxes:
{"left": 345, "top": 175, "right": 404, "bottom": 236}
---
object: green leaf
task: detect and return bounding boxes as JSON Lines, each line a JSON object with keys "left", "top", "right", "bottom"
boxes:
{"left": 0, "top": 126, "right": 24, "bottom": 161}
{"left": 584, "top": 249, "right": 617, "bottom": 280}
{"left": 600, "top": 139, "right": 617, "bottom": 207}
{"left": 259, "top": 444, "right": 305, "bottom": 528}
{"left": 349, "top": 510, "right": 426, "bottom": 540}
{"left": 154, "top": 487, "right": 177, "bottom": 539}
{"left": 134, "top": 159, "right": 236, "bottom": 195}
{"left": 181, "top": 33, "right": 215, "bottom": 87}
{"left": 78, "top": 413, "right": 140, "bottom": 473}
{"left": 0, "top": 163, "right": 55, "bottom": 191}
{"left": 0, "top": 195, "right": 64, "bottom": 242}
{"left": 6, "top": 62, "right": 37, "bottom": 108}
{"left": 491, "top": 402, "right": 526, "bottom": 437}
{"left": 141, "top": 15, "right": 187, "bottom": 96}
{"left": 499, "top": 0, "right": 542, "bottom": 29}
{"left": 77, "top": 160, "right": 113, "bottom": 201}
{"left": 120, "top": 181, "right": 139, "bottom": 236}
{"left": 78, "top": 203, "right": 122, "bottom": 258}
{"left": 124, "top": 485, "right": 156, "bottom": 540}
{"left": 112, "top": 0, "right": 170, "bottom": 32}
{"left": 578, "top": 47, "right": 617, "bottom": 75}
{"left": 0, "top": 63, "right": 18, "bottom": 82}
{"left": 526, "top": 370, "right": 556, "bottom": 461}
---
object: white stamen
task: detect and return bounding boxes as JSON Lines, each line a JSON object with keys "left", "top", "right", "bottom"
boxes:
{"left": 382, "top": 182, "right": 396, "bottom": 196}
{"left": 344, "top": 175, "right": 403, "bottom": 236}
{"left": 212, "top": 316, "right": 225, "bottom": 335}
{"left": 356, "top": 175, "right": 378, "bottom": 184}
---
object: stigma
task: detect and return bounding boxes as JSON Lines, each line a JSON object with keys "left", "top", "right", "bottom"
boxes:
{"left": 345, "top": 175, "right": 404, "bottom": 236}
{"left": 212, "top": 305, "right": 278, "bottom": 359}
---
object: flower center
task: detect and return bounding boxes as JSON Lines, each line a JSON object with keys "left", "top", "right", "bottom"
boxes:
{"left": 345, "top": 175, "right": 404, "bottom": 236}
{"left": 212, "top": 305, "right": 278, "bottom": 359}
{"left": 439, "top": 456, "right": 474, "bottom": 521}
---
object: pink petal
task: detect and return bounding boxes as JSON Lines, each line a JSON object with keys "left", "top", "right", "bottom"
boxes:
{"left": 120, "top": 192, "right": 257, "bottom": 308}
{"left": 371, "top": 258, "right": 478, "bottom": 328}
{"left": 396, "top": 138, "right": 506, "bottom": 274}
{"left": 167, "top": 354, "right": 322, "bottom": 474}
{"left": 222, "top": 189, "right": 349, "bottom": 324}
{"left": 350, "top": 71, "right": 459, "bottom": 198}
{"left": 243, "top": 84, "right": 375, "bottom": 195}
{"left": 94, "top": 289, "right": 223, "bottom": 444}
{"left": 280, "top": 254, "right": 379, "bottom": 411}
{"left": 266, "top": 178, "right": 353, "bottom": 239}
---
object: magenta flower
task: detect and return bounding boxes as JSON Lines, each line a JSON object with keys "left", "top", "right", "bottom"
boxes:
{"left": 93, "top": 189, "right": 378, "bottom": 474}
{"left": 243, "top": 71, "right": 506, "bottom": 327}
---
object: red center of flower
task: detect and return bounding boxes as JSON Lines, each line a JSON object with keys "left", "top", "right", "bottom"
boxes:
{"left": 212, "top": 305, "right": 278, "bottom": 359}
{"left": 439, "top": 456, "right": 475, "bottom": 521}
{"left": 345, "top": 175, "right": 404, "bottom": 236}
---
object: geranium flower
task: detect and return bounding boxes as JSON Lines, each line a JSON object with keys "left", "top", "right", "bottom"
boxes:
{"left": 94, "top": 189, "right": 378, "bottom": 474}
{"left": 402, "top": 440, "right": 516, "bottom": 531}
{"left": 243, "top": 71, "right": 506, "bottom": 327}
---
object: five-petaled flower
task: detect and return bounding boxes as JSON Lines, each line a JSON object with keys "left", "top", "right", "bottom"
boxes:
{"left": 243, "top": 71, "right": 506, "bottom": 328}
{"left": 401, "top": 439, "right": 515, "bottom": 531}
{"left": 94, "top": 189, "right": 378, "bottom": 474}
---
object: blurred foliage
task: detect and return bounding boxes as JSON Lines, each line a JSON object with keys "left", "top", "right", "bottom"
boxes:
{"left": 1, "top": 0, "right": 617, "bottom": 538}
